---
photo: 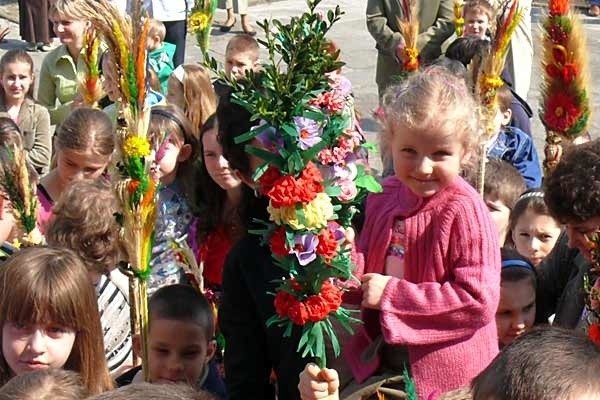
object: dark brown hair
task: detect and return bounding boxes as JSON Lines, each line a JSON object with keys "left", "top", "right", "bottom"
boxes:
{"left": 0, "top": 247, "right": 113, "bottom": 394}
{"left": 45, "top": 179, "right": 123, "bottom": 275}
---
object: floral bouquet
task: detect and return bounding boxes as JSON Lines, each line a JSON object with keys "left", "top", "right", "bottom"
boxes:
{"left": 0, "top": 144, "right": 43, "bottom": 246}
{"left": 582, "top": 233, "right": 600, "bottom": 344}
{"left": 540, "top": 0, "right": 591, "bottom": 174}
{"left": 208, "top": 0, "right": 381, "bottom": 368}
{"left": 188, "top": 0, "right": 218, "bottom": 57}
{"left": 81, "top": 0, "right": 157, "bottom": 378}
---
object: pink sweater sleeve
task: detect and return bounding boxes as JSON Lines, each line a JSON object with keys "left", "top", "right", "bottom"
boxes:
{"left": 379, "top": 199, "right": 501, "bottom": 346}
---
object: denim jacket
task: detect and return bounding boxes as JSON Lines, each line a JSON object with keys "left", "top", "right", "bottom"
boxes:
{"left": 488, "top": 126, "right": 542, "bottom": 189}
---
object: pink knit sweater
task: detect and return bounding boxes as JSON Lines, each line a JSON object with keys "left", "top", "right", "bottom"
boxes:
{"left": 345, "top": 176, "right": 500, "bottom": 399}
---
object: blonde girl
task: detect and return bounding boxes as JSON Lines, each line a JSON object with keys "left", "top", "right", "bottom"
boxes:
{"left": 36, "top": 107, "right": 115, "bottom": 231}
{"left": 343, "top": 68, "right": 500, "bottom": 399}
{"left": 37, "top": 0, "right": 92, "bottom": 125}
{"left": 0, "top": 246, "right": 113, "bottom": 394}
{"left": 508, "top": 190, "right": 562, "bottom": 267}
{"left": 0, "top": 369, "right": 87, "bottom": 400}
{"left": 166, "top": 64, "right": 217, "bottom": 135}
{"left": 0, "top": 50, "right": 51, "bottom": 174}
{"left": 45, "top": 179, "right": 132, "bottom": 377}
{"left": 147, "top": 105, "right": 200, "bottom": 292}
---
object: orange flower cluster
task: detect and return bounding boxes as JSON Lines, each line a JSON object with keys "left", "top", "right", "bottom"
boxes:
{"left": 266, "top": 162, "right": 324, "bottom": 208}
{"left": 274, "top": 280, "right": 343, "bottom": 325}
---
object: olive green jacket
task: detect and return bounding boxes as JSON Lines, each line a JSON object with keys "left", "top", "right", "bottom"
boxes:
{"left": 366, "top": 0, "right": 455, "bottom": 96}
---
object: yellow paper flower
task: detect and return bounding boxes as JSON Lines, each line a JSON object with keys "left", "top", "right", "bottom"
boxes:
{"left": 268, "top": 192, "right": 334, "bottom": 230}
{"left": 480, "top": 74, "right": 504, "bottom": 91}
{"left": 188, "top": 12, "right": 210, "bottom": 33}
{"left": 123, "top": 136, "right": 151, "bottom": 158}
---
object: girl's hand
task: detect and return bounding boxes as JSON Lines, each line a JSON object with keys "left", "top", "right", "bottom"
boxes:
{"left": 361, "top": 273, "right": 392, "bottom": 310}
{"left": 298, "top": 363, "right": 340, "bottom": 400}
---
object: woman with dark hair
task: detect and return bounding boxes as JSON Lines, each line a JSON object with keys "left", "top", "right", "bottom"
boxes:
{"left": 216, "top": 87, "right": 310, "bottom": 400}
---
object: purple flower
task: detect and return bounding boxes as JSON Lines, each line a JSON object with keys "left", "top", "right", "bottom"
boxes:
{"left": 254, "top": 120, "right": 284, "bottom": 153}
{"left": 327, "top": 222, "right": 346, "bottom": 243}
{"left": 293, "top": 233, "right": 319, "bottom": 266}
{"left": 294, "top": 116, "right": 322, "bottom": 150}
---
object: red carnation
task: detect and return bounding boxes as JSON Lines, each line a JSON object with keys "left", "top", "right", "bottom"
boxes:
{"left": 258, "top": 165, "right": 282, "bottom": 195}
{"left": 320, "top": 280, "right": 342, "bottom": 312}
{"left": 590, "top": 323, "right": 600, "bottom": 346}
{"left": 274, "top": 290, "right": 297, "bottom": 318}
{"left": 544, "top": 92, "right": 582, "bottom": 132}
{"left": 270, "top": 228, "right": 290, "bottom": 258}
{"left": 267, "top": 175, "right": 304, "bottom": 207}
{"left": 298, "top": 162, "right": 324, "bottom": 196}
{"left": 287, "top": 301, "right": 309, "bottom": 325}
{"left": 317, "top": 228, "right": 339, "bottom": 263}
{"left": 305, "top": 295, "right": 331, "bottom": 322}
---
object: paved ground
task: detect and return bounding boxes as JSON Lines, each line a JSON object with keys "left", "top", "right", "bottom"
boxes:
{"left": 0, "top": 0, "right": 598, "bottom": 172}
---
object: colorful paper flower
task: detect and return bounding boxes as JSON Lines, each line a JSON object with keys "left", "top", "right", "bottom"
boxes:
{"left": 268, "top": 192, "right": 334, "bottom": 230}
{"left": 337, "top": 178, "right": 358, "bottom": 202}
{"left": 590, "top": 323, "right": 600, "bottom": 346}
{"left": 293, "top": 233, "right": 319, "bottom": 266}
{"left": 270, "top": 227, "right": 290, "bottom": 258}
{"left": 305, "top": 295, "right": 331, "bottom": 322}
{"left": 316, "top": 228, "right": 338, "bottom": 263}
{"left": 123, "top": 136, "right": 151, "bottom": 158}
{"left": 310, "top": 90, "right": 346, "bottom": 114}
{"left": 294, "top": 116, "right": 322, "bottom": 150}
{"left": 287, "top": 301, "right": 309, "bottom": 325}
{"left": 274, "top": 290, "right": 298, "bottom": 318}
{"left": 255, "top": 121, "right": 284, "bottom": 154}
{"left": 543, "top": 92, "right": 582, "bottom": 132}
{"left": 320, "top": 280, "right": 342, "bottom": 312}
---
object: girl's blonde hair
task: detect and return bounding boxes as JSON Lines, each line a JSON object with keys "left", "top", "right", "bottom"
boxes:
{"left": 0, "top": 247, "right": 113, "bottom": 395}
{"left": 381, "top": 66, "right": 480, "bottom": 165}
{"left": 169, "top": 64, "right": 217, "bottom": 135}
{"left": 49, "top": 0, "right": 89, "bottom": 21}
{"left": 45, "top": 179, "right": 123, "bottom": 275}
{"left": 0, "top": 50, "right": 35, "bottom": 99}
{"left": 56, "top": 108, "right": 115, "bottom": 156}
{"left": 0, "top": 369, "right": 88, "bottom": 400}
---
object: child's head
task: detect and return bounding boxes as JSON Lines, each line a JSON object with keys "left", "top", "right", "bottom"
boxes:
{"left": 509, "top": 190, "right": 562, "bottom": 267}
{"left": 146, "top": 19, "right": 166, "bottom": 52}
{"left": 139, "top": 284, "right": 216, "bottom": 386}
{"left": 148, "top": 105, "right": 198, "bottom": 186}
{"left": 0, "top": 247, "right": 112, "bottom": 394}
{"left": 381, "top": 66, "right": 479, "bottom": 198}
{"left": 166, "top": 64, "right": 217, "bottom": 132}
{"left": 496, "top": 248, "right": 536, "bottom": 348}
{"left": 45, "top": 179, "right": 123, "bottom": 279}
{"left": 224, "top": 34, "right": 260, "bottom": 80}
{"left": 49, "top": 0, "right": 90, "bottom": 49}
{"left": 472, "top": 327, "right": 600, "bottom": 400}
{"left": 0, "top": 50, "right": 35, "bottom": 102}
{"left": 483, "top": 159, "right": 526, "bottom": 244}
{"left": 544, "top": 139, "right": 600, "bottom": 262}
{"left": 54, "top": 108, "right": 114, "bottom": 189}
{"left": 0, "top": 369, "right": 87, "bottom": 400}
{"left": 87, "top": 383, "right": 216, "bottom": 400}
{"left": 445, "top": 36, "right": 490, "bottom": 68}
{"left": 462, "top": 0, "right": 493, "bottom": 39}
{"left": 491, "top": 85, "right": 513, "bottom": 136}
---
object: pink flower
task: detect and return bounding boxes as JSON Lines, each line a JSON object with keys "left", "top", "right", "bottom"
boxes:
{"left": 337, "top": 179, "right": 358, "bottom": 202}
{"left": 310, "top": 90, "right": 346, "bottom": 114}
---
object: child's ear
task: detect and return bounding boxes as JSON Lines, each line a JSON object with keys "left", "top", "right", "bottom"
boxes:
{"left": 205, "top": 339, "right": 217, "bottom": 363}
{"left": 177, "top": 144, "right": 192, "bottom": 162}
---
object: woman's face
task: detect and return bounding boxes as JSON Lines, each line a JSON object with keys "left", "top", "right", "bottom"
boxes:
{"left": 52, "top": 16, "right": 88, "bottom": 48}
{"left": 202, "top": 127, "right": 242, "bottom": 191}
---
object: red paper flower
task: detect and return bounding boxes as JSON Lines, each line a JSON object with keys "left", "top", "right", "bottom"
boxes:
{"left": 317, "top": 228, "right": 338, "bottom": 263}
{"left": 310, "top": 90, "right": 345, "bottom": 114}
{"left": 288, "top": 301, "right": 309, "bottom": 325}
{"left": 590, "top": 323, "right": 600, "bottom": 346}
{"left": 320, "top": 281, "right": 342, "bottom": 313}
{"left": 298, "top": 162, "right": 324, "bottom": 197}
{"left": 274, "top": 290, "right": 298, "bottom": 318}
{"left": 258, "top": 165, "right": 282, "bottom": 195}
{"left": 267, "top": 175, "right": 305, "bottom": 207}
{"left": 305, "top": 295, "right": 331, "bottom": 322}
{"left": 546, "top": 63, "right": 578, "bottom": 85}
{"left": 549, "top": 0, "right": 569, "bottom": 16}
{"left": 544, "top": 92, "right": 582, "bottom": 132}
{"left": 270, "top": 228, "right": 290, "bottom": 258}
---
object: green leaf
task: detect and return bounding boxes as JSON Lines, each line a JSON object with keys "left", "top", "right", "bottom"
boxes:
{"left": 245, "top": 145, "right": 284, "bottom": 167}
{"left": 355, "top": 174, "right": 383, "bottom": 193}
{"left": 325, "top": 185, "right": 341, "bottom": 197}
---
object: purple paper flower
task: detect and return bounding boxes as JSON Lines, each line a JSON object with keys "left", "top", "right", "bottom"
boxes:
{"left": 293, "top": 233, "right": 319, "bottom": 266}
{"left": 254, "top": 120, "right": 284, "bottom": 153}
{"left": 294, "top": 116, "right": 322, "bottom": 150}
{"left": 327, "top": 222, "right": 346, "bottom": 243}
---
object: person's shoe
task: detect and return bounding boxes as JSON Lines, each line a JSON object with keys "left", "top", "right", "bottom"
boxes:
{"left": 220, "top": 17, "right": 236, "bottom": 32}
{"left": 25, "top": 42, "right": 38, "bottom": 52}
{"left": 38, "top": 43, "right": 53, "bottom": 52}
{"left": 242, "top": 25, "right": 256, "bottom": 36}
{"left": 589, "top": 5, "right": 600, "bottom": 16}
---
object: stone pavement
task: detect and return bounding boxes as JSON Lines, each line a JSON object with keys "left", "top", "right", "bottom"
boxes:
{"left": 0, "top": 0, "right": 598, "bottom": 171}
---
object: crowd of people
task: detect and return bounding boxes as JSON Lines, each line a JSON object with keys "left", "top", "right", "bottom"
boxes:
{"left": 0, "top": 0, "right": 597, "bottom": 399}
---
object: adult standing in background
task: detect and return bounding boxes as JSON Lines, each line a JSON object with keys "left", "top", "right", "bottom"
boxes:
{"left": 144, "top": 0, "right": 194, "bottom": 67}
{"left": 366, "top": 0, "right": 455, "bottom": 99}
{"left": 220, "top": 0, "right": 255, "bottom": 36}
{"left": 18, "top": 0, "right": 53, "bottom": 52}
